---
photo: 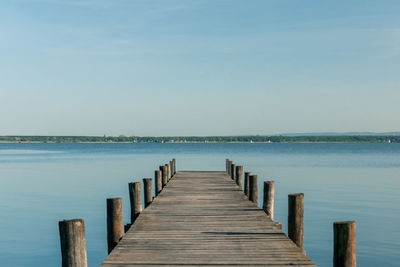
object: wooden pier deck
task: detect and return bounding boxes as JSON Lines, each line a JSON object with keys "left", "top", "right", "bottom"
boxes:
{"left": 101, "top": 171, "right": 316, "bottom": 266}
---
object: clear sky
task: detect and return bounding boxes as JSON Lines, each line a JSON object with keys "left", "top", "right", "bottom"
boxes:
{"left": 1, "top": 0, "right": 399, "bottom": 136}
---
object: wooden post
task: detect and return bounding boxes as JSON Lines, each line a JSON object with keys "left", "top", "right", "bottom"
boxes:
{"left": 230, "top": 163, "right": 236, "bottom": 180}
{"left": 244, "top": 172, "right": 252, "bottom": 196}
{"left": 169, "top": 161, "right": 173, "bottom": 178}
{"left": 228, "top": 160, "right": 232, "bottom": 176}
{"left": 334, "top": 221, "right": 356, "bottom": 267}
{"left": 166, "top": 164, "right": 171, "bottom": 181}
{"left": 235, "top": 165, "right": 243, "bottom": 188}
{"left": 59, "top": 219, "right": 87, "bottom": 267}
{"left": 288, "top": 193, "right": 304, "bottom": 249}
{"left": 143, "top": 178, "right": 153, "bottom": 208}
{"left": 161, "top": 165, "right": 168, "bottom": 187}
{"left": 248, "top": 174, "right": 258, "bottom": 205}
{"left": 263, "top": 181, "right": 275, "bottom": 220}
{"left": 129, "top": 182, "right": 142, "bottom": 223}
{"left": 170, "top": 160, "right": 174, "bottom": 177}
{"left": 226, "top": 158, "right": 229, "bottom": 173}
{"left": 155, "top": 170, "right": 162, "bottom": 196}
{"left": 172, "top": 158, "right": 176, "bottom": 174}
{"left": 107, "top": 198, "right": 123, "bottom": 254}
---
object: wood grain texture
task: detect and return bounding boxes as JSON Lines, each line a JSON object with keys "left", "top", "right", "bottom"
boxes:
{"left": 249, "top": 175, "right": 258, "bottom": 205}
{"left": 129, "top": 182, "right": 142, "bottom": 224}
{"left": 263, "top": 181, "right": 275, "bottom": 220}
{"left": 107, "top": 198, "right": 124, "bottom": 254}
{"left": 334, "top": 221, "right": 356, "bottom": 267}
{"left": 101, "top": 171, "right": 316, "bottom": 266}
{"left": 230, "top": 163, "right": 236, "bottom": 181}
{"left": 143, "top": 178, "right": 153, "bottom": 208}
{"left": 154, "top": 170, "right": 162, "bottom": 196}
{"left": 288, "top": 193, "right": 304, "bottom": 250}
{"left": 59, "top": 219, "right": 87, "bottom": 267}
{"left": 244, "top": 171, "right": 252, "bottom": 197}
{"left": 161, "top": 166, "right": 168, "bottom": 187}
{"left": 236, "top": 165, "right": 243, "bottom": 188}
{"left": 172, "top": 158, "right": 177, "bottom": 175}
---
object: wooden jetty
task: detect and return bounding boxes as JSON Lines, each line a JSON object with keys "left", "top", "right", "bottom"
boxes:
{"left": 59, "top": 158, "right": 356, "bottom": 267}
{"left": 101, "top": 171, "right": 316, "bottom": 266}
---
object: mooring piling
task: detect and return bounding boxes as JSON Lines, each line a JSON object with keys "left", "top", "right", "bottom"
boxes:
{"left": 165, "top": 164, "right": 170, "bottom": 181}
{"left": 235, "top": 165, "right": 243, "bottom": 188}
{"left": 288, "top": 193, "right": 304, "bottom": 250}
{"left": 248, "top": 174, "right": 258, "bottom": 204}
{"left": 173, "top": 158, "right": 177, "bottom": 174}
{"left": 106, "top": 198, "right": 123, "bottom": 254}
{"left": 244, "top": 171, "right": 252, "bottom": 196}
{"left": 155, "top": 170, "right": 162, "bottom": 196}
{"left": 129, "top": 182, "right": 142, "bottom": 223}
{"left": 59, "top": 219, "right": 87, "bottom": 267}
{"left": 230, "top": 163, "right": 236, "bottom": 180}
{"left": 161, "top": 165, "right": 168, "bottom": 187}
{"left": 170, "top": 160, "right": 175, "bottom": 177}
{"left": 334, "top": 221, "right": 356, "bottom": 267}
{"left": 143, "top": 178, "right": 153, "bottom": 208}
{"left": 263, "top": 181, "right": 275, "bottom": 220}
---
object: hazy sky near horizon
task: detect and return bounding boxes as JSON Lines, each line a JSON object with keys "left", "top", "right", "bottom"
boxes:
{"left": 1, "top": 0, "right": 399, "bottom": 136}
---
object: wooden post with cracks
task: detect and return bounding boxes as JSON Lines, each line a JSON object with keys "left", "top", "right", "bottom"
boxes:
{"left": 288, "top": 193, "right": 304, "bottom": 250}
{"left": 129, "top": 182, "right": 142, "bottom": 223}
{"left": 236, "top": 165, "right": 243, "bottom": 188}
{"left": 143, "top": 178, "right": 153, "bottom": 208}
{"left": 248, "top": 174, "right": 258, "bottom": 205}
{"left": 59, "top": 219, "right": 87, "bottom": 267}
{"left": 334, "top": 221, "right": 356, "bottom": 267}
{"left": 155, "top": 170, "right": 162, "bottom": 196}
{"left": 263, "top": 181, "right": 275, "bottom": 220}
{"left": 244, "top": 172, "right": 252, "bottom": 196}
{"left": 107, "top": 198, "right": 123, "bottom": 254}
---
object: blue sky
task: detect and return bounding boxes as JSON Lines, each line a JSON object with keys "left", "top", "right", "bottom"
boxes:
{"left": 1, "top": 0, "right": 399, "bottom": 136}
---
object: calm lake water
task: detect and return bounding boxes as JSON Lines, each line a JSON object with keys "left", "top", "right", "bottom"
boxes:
{"left": 0, "top": 143, "right": 399, "bottom": 266}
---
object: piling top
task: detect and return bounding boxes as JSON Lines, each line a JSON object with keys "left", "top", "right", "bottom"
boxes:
{"left": 59, "top": 218, "right": 84, "bottom": 224}
{"left": 334, "top": 221, "right": 356, "bottom": 225}
{"left": 288, "top": 193, "right": 304, "bottom": 197}
{"left": 107, "top": 198, "right": 122, "bottom": 201}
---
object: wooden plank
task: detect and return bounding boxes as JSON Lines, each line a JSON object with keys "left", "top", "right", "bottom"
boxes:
{"left": 100, "top": 171, "right": 317, "bottom": 266}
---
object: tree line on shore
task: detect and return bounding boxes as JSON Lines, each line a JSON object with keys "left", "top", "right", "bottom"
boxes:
{"left": 0, "top": 135, "right": 398, "bottom": 143}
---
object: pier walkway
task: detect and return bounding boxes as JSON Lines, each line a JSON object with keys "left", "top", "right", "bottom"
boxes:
{"left": 100, "top": 171, "right": 316, "bottom": 266}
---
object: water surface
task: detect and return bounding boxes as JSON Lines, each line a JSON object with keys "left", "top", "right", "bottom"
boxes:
{"left": 0, "top": 143, "right": 399, "bottom": 266}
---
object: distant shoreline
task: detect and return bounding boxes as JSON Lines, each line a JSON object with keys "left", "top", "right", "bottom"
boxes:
{"left": 0, "top": 141, "right": 396, "bottom": 144}
{"left": 0, "top": 135, "right": 398, "bottom": 144}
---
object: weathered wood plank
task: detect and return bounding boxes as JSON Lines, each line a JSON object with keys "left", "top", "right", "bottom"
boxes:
{"left": 101, "top": 171, "right": 316, "bottom": 266}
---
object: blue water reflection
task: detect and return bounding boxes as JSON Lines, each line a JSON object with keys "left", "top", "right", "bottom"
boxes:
{"left": 0, "top": 143, "right": 399, "bottom": 266}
